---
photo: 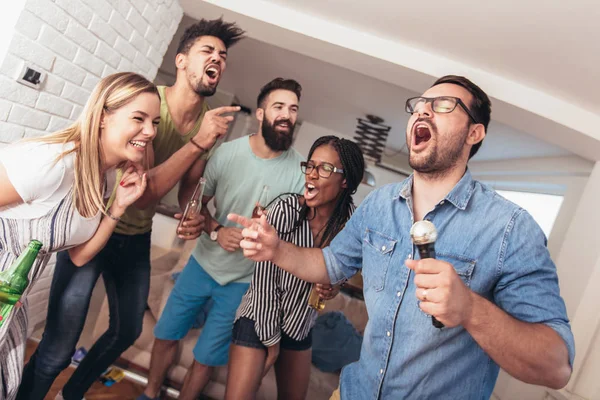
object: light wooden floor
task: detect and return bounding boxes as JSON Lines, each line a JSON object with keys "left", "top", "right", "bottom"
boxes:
{"left": 24, "top": 340, "right": 147, "bottom": 400}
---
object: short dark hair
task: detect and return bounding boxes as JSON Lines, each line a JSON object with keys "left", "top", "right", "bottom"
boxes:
{"left": 432, "top": 75, "right": 491, "bottom": 159}
{"left": 176, "top": 17, "right": 245, "bottom": 55}
{"left": 256, "top": 78, "right": 302, "bottom": 109}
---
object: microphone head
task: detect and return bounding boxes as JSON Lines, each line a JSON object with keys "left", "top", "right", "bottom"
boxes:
{"left": 410, "top": 220, "right": 438, "bottom": 245}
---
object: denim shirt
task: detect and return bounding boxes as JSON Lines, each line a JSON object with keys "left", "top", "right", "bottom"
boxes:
{"left": 323, "top": 170, "right": 575, "bottom": 400}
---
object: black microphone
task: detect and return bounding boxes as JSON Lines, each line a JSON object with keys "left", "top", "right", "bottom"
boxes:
{"left": 410, "top": 220, "right": 444, "bottom": 329}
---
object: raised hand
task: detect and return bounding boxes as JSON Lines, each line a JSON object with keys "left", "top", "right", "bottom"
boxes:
{"left": 193, "top": 106, "right": 240, "bottom": 150}
{"left": 227, "top": 213, "right": 280, "bottom": 262}
{"left": 113, "top": 163, "right": 147, "bottom": 215}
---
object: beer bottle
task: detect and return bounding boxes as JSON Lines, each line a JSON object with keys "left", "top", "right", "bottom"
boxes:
{"left": 177, "top": 177, "right": 206, "bottom": 235}
{"left": 0, "top": 240, "right": 43, "bottom": 327}
{"left": 308, "top": 284, "right": 326, "bottom": 311}
{"left": 252, "top": 185, "right": 269, "bottom": 219}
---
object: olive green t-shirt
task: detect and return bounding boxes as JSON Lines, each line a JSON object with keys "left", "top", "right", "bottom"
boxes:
{"left": 114, "top": 86, "right": 210, "bottom": 235}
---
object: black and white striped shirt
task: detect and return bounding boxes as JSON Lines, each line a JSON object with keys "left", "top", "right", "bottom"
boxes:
{"left": 236, "top": 194, "right": 353, "bottom": 346}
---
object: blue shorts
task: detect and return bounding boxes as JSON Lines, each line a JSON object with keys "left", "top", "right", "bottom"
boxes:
{"left": 153, "top": 256, "right": 250, "bottom": 366}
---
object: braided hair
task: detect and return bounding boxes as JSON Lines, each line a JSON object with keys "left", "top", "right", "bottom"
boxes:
{"left": 294, "top": 136, "right": 365, "bottom": 247}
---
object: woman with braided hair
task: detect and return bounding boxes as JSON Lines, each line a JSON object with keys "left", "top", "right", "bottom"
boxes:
{"left": 225, "top": 135, "right": 365, "bottom": 400}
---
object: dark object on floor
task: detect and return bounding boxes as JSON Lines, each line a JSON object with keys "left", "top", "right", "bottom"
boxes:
{"left": 311, "top": 311, "right": 363, "bottom": 373}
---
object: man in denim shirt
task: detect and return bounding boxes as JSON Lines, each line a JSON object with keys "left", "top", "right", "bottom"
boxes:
{"left": 229, "top": 75, "right": 575, "bottom": 399}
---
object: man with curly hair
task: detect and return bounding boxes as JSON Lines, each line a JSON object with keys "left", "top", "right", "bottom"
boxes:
{"left": 18, "top": 18, "right": 245, "bottom": 400}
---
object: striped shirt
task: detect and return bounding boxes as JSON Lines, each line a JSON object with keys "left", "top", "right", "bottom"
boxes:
{"left": 0, "top": 142, "right": 106, "bottom": 398}
{"left": 0, "top": 189, "right": 80, "bottom": 399}
{"left": 236, "top": 194, "right": 354, "bottom": 346}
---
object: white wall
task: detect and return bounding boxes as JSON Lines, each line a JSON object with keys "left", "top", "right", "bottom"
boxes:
{"left": 469, "top": 155, "right": 594, "bottom": 261}
{"left": 553, "top": 162, "right": 600, "bottom": 317}
{"left": 0, "top": 0, "right": 183, "bottom": 334}
{"left": 0, "top": 0, "right": 183, "bottom": 143}
{"left": 0, "top": 1, "right": 27, "bottom": 133}
{"left": 0, "top": 1, "right": 27, "bottom": 70}
{"left": 493, "top": 164, "right": 600, "bottom": 400}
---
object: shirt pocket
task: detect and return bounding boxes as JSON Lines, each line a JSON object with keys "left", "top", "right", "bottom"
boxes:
{"left": 362, "top": 229, "right": 397, "bottom": 292}
{"left": 436, "top": 252, "right": 476, "bottom": 287}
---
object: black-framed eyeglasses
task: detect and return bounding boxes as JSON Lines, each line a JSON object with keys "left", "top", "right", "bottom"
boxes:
{"left": 300, "top": 161, "right": 344, "bottom": 178}
{"left": 405, "top": 96, "right": 480, "bottom": 124}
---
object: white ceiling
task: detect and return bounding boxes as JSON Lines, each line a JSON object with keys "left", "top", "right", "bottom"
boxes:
{"left": 160, "top": 14, "right": 573, "bottom": 162}
{"left": 217, "top": 37, "right": 573, "bottom": 161}
{"left": 272, "top": 0, "right": 599, "bottom": 114}
{"left": 178, "top": 0, "right": 600, "bottom": 162}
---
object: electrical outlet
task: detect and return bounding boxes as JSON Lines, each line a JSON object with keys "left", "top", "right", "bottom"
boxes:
{"left": 17, "top": 64, "right": 46, "bottom": 89}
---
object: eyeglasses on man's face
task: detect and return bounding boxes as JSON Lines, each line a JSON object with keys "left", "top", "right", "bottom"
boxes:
{"left": 405, "top": 96, "right": 480, "bottom": 124}
{"left": 300, "top": 161, "right": 344, "bottom": 178}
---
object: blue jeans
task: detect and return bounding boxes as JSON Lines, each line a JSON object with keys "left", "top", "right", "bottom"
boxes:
{"left": 17, "top": 232, "right": 151, "bottom": 400}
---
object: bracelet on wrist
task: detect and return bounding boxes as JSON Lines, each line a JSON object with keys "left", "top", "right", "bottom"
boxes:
{"left": 190, "top": 138, "right": 206, "bottom": 153}
{"left": 106, "top": 210, "right": 121, "bottom": 221}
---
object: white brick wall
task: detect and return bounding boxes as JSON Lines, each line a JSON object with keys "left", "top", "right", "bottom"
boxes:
{"left": 36, "top": 93, "right": 73, "bottom": 118}
{"left": 0, "top": 0, "right": 184, "bottom": 332}
{"left": 0, "top": 99, "right": 11, "bottom": 121}
{"left": 0, "top": 0, "right": 183, "bottom": 143}
{"left": 8, "top": 104, "right": 51, "bottom": 130}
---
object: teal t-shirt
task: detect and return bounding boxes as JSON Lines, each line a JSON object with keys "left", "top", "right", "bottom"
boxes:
{"left": 193, "top": 135, "right": 305, "bottom": 285}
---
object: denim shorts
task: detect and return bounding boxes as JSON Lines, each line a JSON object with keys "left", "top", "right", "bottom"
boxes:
{"left": 154, "top": 257, "right": 249, "bottom": 366}
{"left": 232, "top": 317, "right": 312, "bottom": 351}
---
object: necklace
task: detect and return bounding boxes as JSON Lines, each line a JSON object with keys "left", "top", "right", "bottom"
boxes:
{"left": 311, "top": 222, "right": 328, "bottom": 248}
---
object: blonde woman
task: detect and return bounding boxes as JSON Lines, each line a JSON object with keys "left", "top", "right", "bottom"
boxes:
{"left": 0, "top": 72, "right": 159, "bottom": 398}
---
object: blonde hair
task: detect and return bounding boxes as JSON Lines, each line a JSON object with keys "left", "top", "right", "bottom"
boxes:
{"left": 32, "top": 72, "right": 159, "bottom": 217}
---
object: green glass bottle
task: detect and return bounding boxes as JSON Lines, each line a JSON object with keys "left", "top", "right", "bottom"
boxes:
{"left": 0, "top": 240, "right": 43, "bottom": 327}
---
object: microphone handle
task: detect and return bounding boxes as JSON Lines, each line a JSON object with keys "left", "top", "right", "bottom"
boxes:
{"left": 416, "top": 243, "right": 445, "bottom": 329}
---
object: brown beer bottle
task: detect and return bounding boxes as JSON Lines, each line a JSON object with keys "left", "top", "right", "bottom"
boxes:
{"left": 252, "top": 185, "right": 269, "bottom": 219}
{"left": 308, "top": 284, "right": 326, "bottom": 310}
{"left": 178, "top": 177, "right": 206, "bottom": 235}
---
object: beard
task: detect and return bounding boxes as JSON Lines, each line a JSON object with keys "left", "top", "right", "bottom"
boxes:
{"left": 408, "top": 121, "right": 468, "bottom": 179}
{"left": 189, "top": 72, "right": 217, "bottom": 97}
{"left": 262, "top": 118, "right": 295, "bottom": 151}
{"left": 194, "top": 81, "right": 217, "bottom": 97}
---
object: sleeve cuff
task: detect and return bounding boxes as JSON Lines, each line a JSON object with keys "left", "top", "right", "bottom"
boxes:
{"left": 323, "top": 247, "right": 347, "bottom": 284}
{"left": 261, "top": 331, "right": 282, "bottom": 347}
{"left": 545, "top": 321, "right": 576, "bottom": 367}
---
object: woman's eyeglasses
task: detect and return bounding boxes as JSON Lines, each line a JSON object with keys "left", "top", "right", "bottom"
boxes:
{"left": 300, "top": 161, "right": 344, "bottom": 178}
